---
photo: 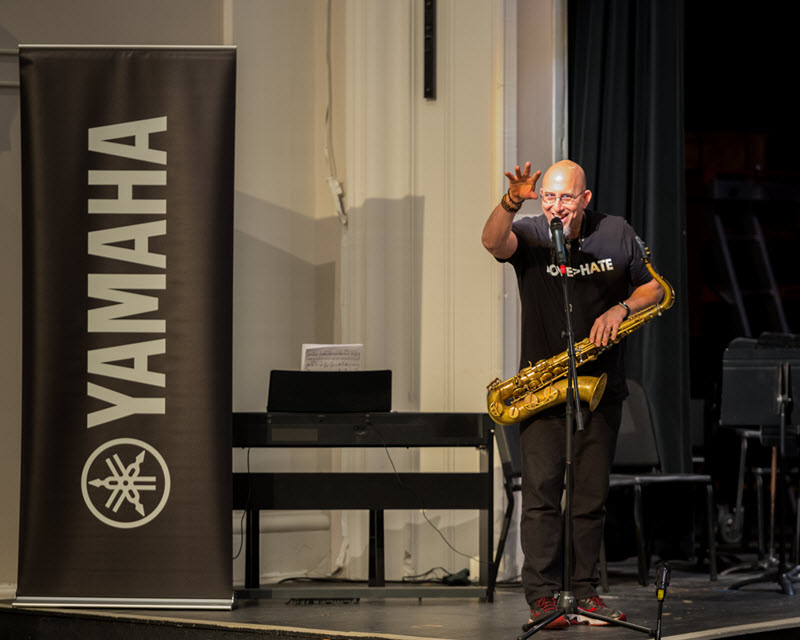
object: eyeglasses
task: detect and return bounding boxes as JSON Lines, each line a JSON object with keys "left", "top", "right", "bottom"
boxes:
{"left": 540, "top": 190, "right": 586, "bottom": 206}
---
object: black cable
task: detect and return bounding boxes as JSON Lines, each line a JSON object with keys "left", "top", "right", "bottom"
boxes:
{"left": 401, "top": 566, "right": 454, "bottom": 583}
{"left": 278, "top": 576, "right": 364, "bottom": 584}
{"left": 402, "top": 566, "right": 454, "bottom": 579}
{"left": 232, "top": 447, "right": 252, "bottom": 560}
{"left": 372, "top": 424, "right": 490, "bottom": 569}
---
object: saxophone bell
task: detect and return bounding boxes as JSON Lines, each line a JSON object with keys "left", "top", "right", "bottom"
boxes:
{"left": 487, "top": 374, "right": 607, "bottom": 426}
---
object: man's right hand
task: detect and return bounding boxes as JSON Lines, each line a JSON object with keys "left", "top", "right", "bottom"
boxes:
{"left": 483, "top": 161, "right": 541, "bottom": 259}
{"left": 505, "top": 162, "right": 541, "bottom": 202}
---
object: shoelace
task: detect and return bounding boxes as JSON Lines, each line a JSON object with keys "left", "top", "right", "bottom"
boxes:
{"left": 535, "top": 597, "right": 558, "bottom": 613}
{"left": 581, "top": 595, "right": 606, "bottom": 609}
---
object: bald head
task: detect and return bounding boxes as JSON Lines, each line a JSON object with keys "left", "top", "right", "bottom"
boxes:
{"left": 542, "top": 160, "right": 587, "bottom": 193}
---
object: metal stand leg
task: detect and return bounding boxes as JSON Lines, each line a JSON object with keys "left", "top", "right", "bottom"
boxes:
{"left": 368, "top": 509, "right": 385, "bottom": 587}
{"left": 599, "top": 536, "right": 609, "bottom": 593}
{"left": 245, "top": 508, "right": 260, "bottom": 590}
{"left": 707, "top": 484, "right": 718, "bottom": 580}
{"left": 634, "top": 484, "right": 648, "bottom": 585}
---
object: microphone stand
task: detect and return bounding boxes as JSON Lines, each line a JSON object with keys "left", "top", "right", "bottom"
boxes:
{"left": 518, "top": 227, "right": 655, "bottom": 638}
{"left": 654, "top": 562, "right": 672, "bottom": 640}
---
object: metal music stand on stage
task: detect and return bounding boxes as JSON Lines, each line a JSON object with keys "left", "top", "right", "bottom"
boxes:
{"left": 720, "top": 335, "right": 800, "bottom": 594}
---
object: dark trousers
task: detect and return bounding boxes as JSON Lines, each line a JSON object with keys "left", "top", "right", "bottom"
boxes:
{"left": 519, "top": 401, "right": 622, "bottom": 604}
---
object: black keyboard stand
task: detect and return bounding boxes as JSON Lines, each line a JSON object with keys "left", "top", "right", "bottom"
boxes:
{"left": 232, "top": 411, "right": 496, "bottom": 601}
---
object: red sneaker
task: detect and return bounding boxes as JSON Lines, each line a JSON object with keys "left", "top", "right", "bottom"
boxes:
{"left": 527, "top": 597, "right": 570, "bottom": 630}
{"left": 571, "top": 595, "right": 627, "bottom": 626}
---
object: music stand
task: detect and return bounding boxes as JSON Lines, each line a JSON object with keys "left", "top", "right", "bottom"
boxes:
{"left": 720, "top": 336, "right": 800, "bottom": 594}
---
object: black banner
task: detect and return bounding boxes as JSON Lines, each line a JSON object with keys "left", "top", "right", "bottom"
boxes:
{"left": 15, "top": 46, "right": 235, "bottom": 608}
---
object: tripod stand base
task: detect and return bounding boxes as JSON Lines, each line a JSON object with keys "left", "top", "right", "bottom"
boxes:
{"left": 720, "top": 554, "right": 777, "bottom": 577}
{"left": 728, "top": 565, "right": 800, "bottom": 595}
{"left": 519, "top": 607, "right": 655, "bottom": 639}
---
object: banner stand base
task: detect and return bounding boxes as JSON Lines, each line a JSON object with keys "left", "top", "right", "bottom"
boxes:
{"left": 12, "top": 595, "right": 235, "bottom": 610}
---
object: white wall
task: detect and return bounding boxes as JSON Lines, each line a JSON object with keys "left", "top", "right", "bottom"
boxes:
{"left": 0, "top": 0, "right": 564, "bottom": 592}
{"left": 229, "top": 0, "right": 343, "bottom": 411}
{"left": 335, "top": 0, "right": 509, "bottom": 579}
{"left": 0, "top": 39, "right": 22, "bottom": 596}
{"left": 225, "top": 0, "right": 347, "bottom": 584}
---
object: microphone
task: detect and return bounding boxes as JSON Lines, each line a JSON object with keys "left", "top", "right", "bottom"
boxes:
{"left": 655, "top": 562, "right": 671, "bottom": 591}
{"left": 550, "top": 217, "right": 567, "bottom": 268}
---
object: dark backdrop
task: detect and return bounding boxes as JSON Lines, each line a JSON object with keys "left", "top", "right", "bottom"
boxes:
{"left": 568, "top": 0, "right": 689, "bottom": 472}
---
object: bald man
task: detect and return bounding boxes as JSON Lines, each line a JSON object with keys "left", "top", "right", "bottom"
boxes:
{"left": 483, "top": 160, "right": 662, "bottom": 629}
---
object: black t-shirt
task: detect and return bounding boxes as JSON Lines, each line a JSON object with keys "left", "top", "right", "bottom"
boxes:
{"left": 500, "top": 209, "right": 653, "bottom": 402}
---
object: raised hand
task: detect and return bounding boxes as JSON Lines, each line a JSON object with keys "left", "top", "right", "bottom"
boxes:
{"left": 504, "top": 162, "right": 542, "bottom": 202}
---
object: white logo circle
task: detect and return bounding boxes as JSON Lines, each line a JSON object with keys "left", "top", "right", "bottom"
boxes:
{"left": 81, "top": 437, "right": 171, "bottom": 529}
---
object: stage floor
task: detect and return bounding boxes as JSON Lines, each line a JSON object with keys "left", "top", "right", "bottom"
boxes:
{"left": 4, "top": 556, "right": 800, "bottom": 640}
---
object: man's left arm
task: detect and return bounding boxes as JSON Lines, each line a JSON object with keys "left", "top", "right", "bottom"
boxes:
{"left": 588, "top": 279, "right": 664, "bottom": 347}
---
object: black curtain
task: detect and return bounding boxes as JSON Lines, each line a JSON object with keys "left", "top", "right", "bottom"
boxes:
{"left": 568, "top": 0, "right": 689, "bottom": 472}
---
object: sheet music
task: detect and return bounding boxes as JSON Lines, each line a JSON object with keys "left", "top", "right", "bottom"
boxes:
{"left": 301, "top": 343, "right": 363, "bottom": 371}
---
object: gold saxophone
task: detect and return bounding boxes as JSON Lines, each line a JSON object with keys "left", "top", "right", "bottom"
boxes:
{"left": 486, "top": 241, "right": 674, "bottom": 425}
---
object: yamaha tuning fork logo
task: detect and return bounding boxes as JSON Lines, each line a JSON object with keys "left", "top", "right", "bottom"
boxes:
{"left": 81, "top": 438, "right": 171, "bottom": 528}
